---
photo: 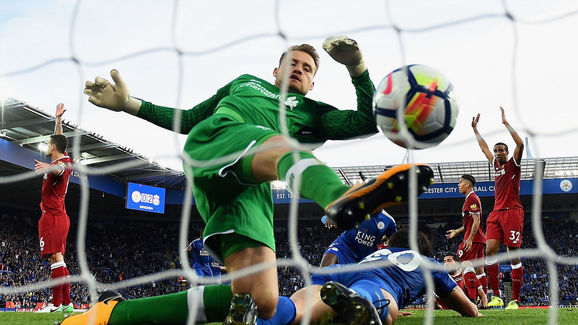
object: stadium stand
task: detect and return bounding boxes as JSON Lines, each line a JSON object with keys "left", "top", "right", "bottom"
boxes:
{"left": 0, "top": 100, "right": 576, "bottom": 311}
{"left": 0, "top": 208, "right": 576, "bottom": 309}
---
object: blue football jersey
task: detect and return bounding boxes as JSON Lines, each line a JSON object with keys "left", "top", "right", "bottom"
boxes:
{"left": 209, "top": 260, "right": 222, "bottom": 277}
{"left": 359, "top": 247, "right": 457, "bottom": 307}
{"left": 323, "top": 210, "right": 397, "bottom": 264}
{"left": 189, "top": 238, "right": 220, "bottom": 277}
{"left": 312, "top": 247, "right": 457, "bottom": 309}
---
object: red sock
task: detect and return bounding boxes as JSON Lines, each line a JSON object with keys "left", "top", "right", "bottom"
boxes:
{"left": 463, "top": 270, "right": 480, "bottom": 300}
{"left": 478, "top": 273, "right": 488, "bottom": 294}
{"left": 62, "top": 266, "right": 71, "bottom": 305}
{"left": 486, "top": 261, "right": 500, "bottom": 296}
{"left": 511, "top": 264, "right": 523, "bottom": 302}
{"left": 50, "top": 265, "right": 66, "bottom": 306}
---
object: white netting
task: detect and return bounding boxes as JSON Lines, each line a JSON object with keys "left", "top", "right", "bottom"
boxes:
{"left": 1, "top": 1, "right": 578, "bottom": 324}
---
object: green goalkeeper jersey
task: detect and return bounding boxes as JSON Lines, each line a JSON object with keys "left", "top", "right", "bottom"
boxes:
{"left": 136, "top": 70, "right": 377, "bottom": 143}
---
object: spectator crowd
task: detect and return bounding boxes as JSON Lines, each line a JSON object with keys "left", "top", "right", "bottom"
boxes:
{"left": 0, "top": 210, "right": 576, "bottom": 309}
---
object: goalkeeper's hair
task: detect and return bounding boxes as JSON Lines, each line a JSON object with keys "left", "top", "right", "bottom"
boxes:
{"left": 50, "top": 134, "right": 68, "bottom": 154}
{"left": 279, "top": 44, "right": 320, "bottom": 72}
{"left": 388, "top": 229, "right": 433, "bottom": 257}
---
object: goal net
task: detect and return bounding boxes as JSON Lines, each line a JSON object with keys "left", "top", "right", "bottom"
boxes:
{"left": 1, "top": 1, "right": 577, "bottom": 324}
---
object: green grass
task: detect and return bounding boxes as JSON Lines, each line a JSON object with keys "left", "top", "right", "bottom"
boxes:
{"left": 395, "top": 308, "right": 578, "bottom": 325}
{"left": 0, "top": 312, "right": 67, "bottom": 325}
{"left": 1, "top": 308, "right": 577, "bottom": 324}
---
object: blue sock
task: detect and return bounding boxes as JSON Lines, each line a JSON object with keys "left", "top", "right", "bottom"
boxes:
{"left": 256, "top": 296, "right": 296, "bottom": 325}
{"left": 351, "top": 280, "right": 389, "bottom": 320}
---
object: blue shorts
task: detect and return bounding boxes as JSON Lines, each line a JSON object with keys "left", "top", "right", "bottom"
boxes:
{"left": 313, "top": 265, "right": 391, "bottom": 320}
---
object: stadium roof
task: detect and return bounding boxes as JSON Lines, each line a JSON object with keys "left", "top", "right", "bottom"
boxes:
{"left": 0, "top": 98, "right": 185, "bottom": 189}
{"left": 2, "top": 98, "right": 577, "bottom": 191}
{"left": 333, "top": 157, "right": 578, "bottom": 187}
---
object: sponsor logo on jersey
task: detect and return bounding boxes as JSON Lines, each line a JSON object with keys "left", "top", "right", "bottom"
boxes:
{"left": 495, "top": 167, "right": 506, "bottom": 177}
{"left": 355, "top": 230, "right": 376, "bottom": 247}
{"left": 285, "top": 96, "right": 298, "bottom": 110}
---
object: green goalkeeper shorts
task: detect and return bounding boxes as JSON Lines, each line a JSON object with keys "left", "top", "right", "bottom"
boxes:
{"left": 183, "top": 114, "right": 279, "bottom": 261}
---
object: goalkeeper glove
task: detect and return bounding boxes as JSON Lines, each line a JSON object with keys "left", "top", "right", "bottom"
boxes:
{"left": 84, "top": 69, "right": 141, "bottom": 115}
{"left": 322, "top": 36, "right": 367, "bottom": 77}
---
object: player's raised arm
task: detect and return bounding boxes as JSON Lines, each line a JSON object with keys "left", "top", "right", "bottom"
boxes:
{"left": 84, "top": 69, "right": 142, "bottom": 115}
{"left": 471, "top": 113, "right": 493, "bottom": 163}
{"left": 322, "top": 36, "right": 367, "bottom": 77}
{"left": 54, "top": 103, "right": 66, "bottom": 135}
{"left": 500, "top": 106, "right": 524, "bottom": 164}
{"left": 318, "top": 36, "right": 377, "bottom": 140}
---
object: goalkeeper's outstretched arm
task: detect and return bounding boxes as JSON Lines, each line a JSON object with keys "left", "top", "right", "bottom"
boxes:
{"left": 322, "top": 36, "right": 367, "bottom": 77}
{"left": 84, "top": 69, "right": 142, "bottom": 115}
{"left": 83, "top": 69, "right": 223, "bottom": 134}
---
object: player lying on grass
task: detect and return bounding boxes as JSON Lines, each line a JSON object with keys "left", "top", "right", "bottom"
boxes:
{"left": 60, "top": 230, "right": 478, "bottom": 325}
{"left": 320, "top": 209, "right": 397, "bottom": 267}
{"left": 441, "top": 252, "right": 488, "bottom": 309}
{"left": 290, "top": 229, "right": 481, "bottom": 325}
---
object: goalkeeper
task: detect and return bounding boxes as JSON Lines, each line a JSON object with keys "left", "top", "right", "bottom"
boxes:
{"left": 74, "top": 36, "right": 434, "bottom": 325}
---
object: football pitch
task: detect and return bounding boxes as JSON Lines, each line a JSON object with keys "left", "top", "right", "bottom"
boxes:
{"left": 2, "top": 308, "right": 578, "bottom": 325}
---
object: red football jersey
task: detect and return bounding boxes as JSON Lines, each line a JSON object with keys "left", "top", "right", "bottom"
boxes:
{"left": 462, "top": 191, "right": 486, "bottom": 244}
{"left": 493, "top": 157, "right": 522, "bottom": 210}
{"left": 40, "top": 154, "right": 73, "bottom": 212}
{"left": 450, "top": 269, "right": 464, "bottom": 289}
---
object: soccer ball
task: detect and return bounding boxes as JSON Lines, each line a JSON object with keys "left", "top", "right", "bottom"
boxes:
{"left": 372, "top": 64, "right": 459, "bottom": 149}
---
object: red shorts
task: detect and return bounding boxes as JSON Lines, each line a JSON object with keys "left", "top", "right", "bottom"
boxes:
{"left": 457, "top": 242, "right": 485, "bottom": 262}
{"left": 38, "top": 210, "right": 70, "bottom": 258}
{"left": 486, "top": 208, "right": 524, "bottom": 248}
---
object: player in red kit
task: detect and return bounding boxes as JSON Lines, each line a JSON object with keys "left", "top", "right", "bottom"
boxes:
{"left": 446, "top": 174, "right": 488, "bottom": 308}
{"left": 441, "top": 252, "right": 487, "bottom": 308}
{"left": 34, "top": 103, "right": 74, "bottom": 313}
{"left": 471, "top": 107, "right": 524, "bottom": 309}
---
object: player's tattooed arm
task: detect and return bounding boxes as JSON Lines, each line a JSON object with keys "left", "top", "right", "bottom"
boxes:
{"left": 54, "top": 103, "right": 66, "bottom": 135}
{"left": 446, "top": 226, "right": 464, "bottom": 239}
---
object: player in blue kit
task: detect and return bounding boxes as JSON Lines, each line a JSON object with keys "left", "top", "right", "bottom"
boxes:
{"left": 188, "top": 236, "right": 222, "bottom": 278}
{"left": 290, "top": 229, "right": 480, "bottom": 325}
{"left": 320, "top": 210, "right": 397, "bottom": 266}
